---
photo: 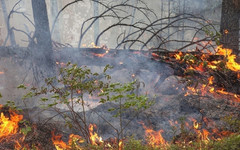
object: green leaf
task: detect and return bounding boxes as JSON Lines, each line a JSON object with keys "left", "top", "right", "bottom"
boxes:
{"left": 108, "top": 108, "right": 115, "bottom": 112}
{"left": 100, "top": 98, "right": 106, "bottom": 103}
{"left": 51, "top": 94, "right": 60, "bottom": 99}
{"left": 22, "top": 92, "right": 34, "bottom": 99}
{"left": 48, "top": 102, "right": 58, "bottom": 107}
{"left": 20, "top": 126, "right": 32, "bottom": 135}
{"left": 104, "top": 64, "right": 113, "bottom": 72}
{"left": 17, "top": 84, "right": 27, "bottom": 89}
{"left": 41, "top": 97, "right": 49, "bottom": 102}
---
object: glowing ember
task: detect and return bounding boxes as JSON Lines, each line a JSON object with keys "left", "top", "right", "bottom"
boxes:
{"left": 91, "top": 52, "right": 107, "bottom": 58}
{"left": 209, "top": 87, "right": 215, "bottom": 93}
{"left": 224, "top": 29, "right": 229, "bottom": 34}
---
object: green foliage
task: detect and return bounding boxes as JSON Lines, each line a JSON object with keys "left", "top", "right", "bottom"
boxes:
{"left": 99, "top": 80, "right": 153, "bottom": 117}
{"left": 4, "top": 100, "right": 22, "bottom": 111}
{"left": 17, "top": 84, "right": 27, "bottom": 89}
{"left": 124, "top": 137, "right": 157, "bottom": 150}
{"left": 222, "top": 116, "right": 240, "bottom": 133}
{"left": 20, "top": 125, "right": 32, "bottom": 135}
{"left": 203, "top": 26, "right": 221, "bottom": 46}
{"left": 19, "top": 120, "right": 32, "bottom": 135}
{"left": 121, "top": 134, "right": 240, "bottom": 150}
{"left": 22, "top": 62, "right": 153, "bottom": 144}
{"left": 209, "top": 134, "right": 240, "bottom": 150}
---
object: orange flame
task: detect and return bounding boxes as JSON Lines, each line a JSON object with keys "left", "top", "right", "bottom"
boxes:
{"left": 0, "top": 111, "right": 23, "bottom": 139}
{"left": 0, "top": 109, "right": 25, "bottom": 149}
{"left": 51, "top": 132, "right": 84, "bottom": 150}
{"left": 202, "top": 129, "right": 210, "bottom": 142}
{"left": 216, "top": 45, "right": 240, "bottom": 72}
{"left": 89, "top": 124, "right": 103, "bottom": 145}
{"left": 91, "top": 52, "right": 107, "bottom": 58}
{"left": 174, "top": 52, "right": 183, "bottom": 60}
{"left": 193, "top": 120, "right": 199, "bottom": 130}
{"left": 141, "top": 122, "right": 167, "bottom": 147}
{"left": 51, "top": 132, "right": 70, "bottom": 150}
{"left": 52, "top": 124, "right": 104, "bottom": 149}
{"left": 208, "top": 76, "right": 214, "bottom": 85}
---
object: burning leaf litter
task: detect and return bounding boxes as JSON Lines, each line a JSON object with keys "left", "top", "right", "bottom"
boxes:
{"left": 163, "top": 45, "right": 240, "bottom": 103}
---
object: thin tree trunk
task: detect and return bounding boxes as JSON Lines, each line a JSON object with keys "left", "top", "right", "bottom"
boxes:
{"left": 0, "top": 0, "right": 16, "bottom": 46}
{"left": 181, "top": 0, "right": 185, "bottom": 47}
{"left": 220, "top": 0, "right": 240, "bottom": 54}
{"left": 93, "top": 0, "right": 99, "bottom": 46}
{"left": 50, "top": 0, "right": 61, "bottom": 42}
{"left": 168, "top": 0, "right": 170, "bottom": 42}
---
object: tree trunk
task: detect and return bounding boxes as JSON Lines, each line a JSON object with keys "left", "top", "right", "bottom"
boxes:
{"left": 31, "top": 0, "right": 54, "bottom": 79}
{"left": 220, "top": 0, "right": 240, "bottom": 54}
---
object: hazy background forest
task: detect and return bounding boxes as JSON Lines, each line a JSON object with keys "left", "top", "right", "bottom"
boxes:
{"left": 0, "top": 0, "right": 222, "bottom": 49}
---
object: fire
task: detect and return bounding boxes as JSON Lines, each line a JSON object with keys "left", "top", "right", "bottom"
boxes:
{"left": 141, "top": 122, "right": 167, "bottom": 147}
{"left": 202, "top": 129, "right": 210, "bottom": 142}
{"left": 91, "top": 52, "right": 107, "bottom": 58}
{"left": 0, "top": 111, "right": 23, "bottom": 139}
{"left": 209, "top": 87, "right": 215, "bottom": 93}
{"left": 51, "top": 132, "right": 84, "bottom": 150}
{"left": 193, "top": 120, "right": 199, "bottom": 130}
{"left": 89, "top": 123, "right": 103, "bottom": 145}
{"left": 208, "top": 76, "right": 214, "bottom": 85}
{"left": 174, "top": 52, "right": 183, "bottom": 60}
{"left": 0, "top": 108, "right": 26, "bottom": 149}
{"left": 216, "top": 45, "right": 240, "bottom": 72}
{"left": 51, "top": 132, "right": 70, "bottom": 150}
{"left": 0, "top": 71, "right": 4, "bottom": 75}
{"left": 190, "top": 119, "right": 210, "bottom": 143}
{"left": 51, "top": 124, "right": 105, "bottom": 149}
